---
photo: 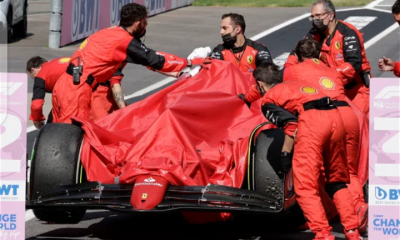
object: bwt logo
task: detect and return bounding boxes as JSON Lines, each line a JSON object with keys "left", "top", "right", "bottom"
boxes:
{"left": 71, "top": 0, "right": 100, "bottom": 41}
{"left": 0, "top": 82, "right": 23, "bottom": 96}
{"left": 110, "top": 0, "right": 135, "bottom": 26}
{"left": 375, "top": 86, "right": 400, "bottom": 99}
{"left": 375, "top": 186, "right": 400, "bottom": 200}
{"left": 0, "top": 185, "right": 19, "bottom": 196}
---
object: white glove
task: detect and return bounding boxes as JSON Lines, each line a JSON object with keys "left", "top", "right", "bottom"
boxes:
{"left": 187, "top": 47, "right": 212, "bottom": 60}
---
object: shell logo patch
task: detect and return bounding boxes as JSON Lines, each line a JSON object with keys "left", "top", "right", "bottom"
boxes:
{"left": 247, "top": 56, "right": 254, "bottom": 64}
{"left": 301, "top": 86, "right": 318, "bottom": 95}
{"left": 58, "top": 57, "right": 71, "bottom": 64}
{"left": 78, "top": 38, "right": 89, "bottom": 51}
{"left": 312, "top": 59, "right": 320, "bottom": 64}
{"left": 319, "top": 77, "right": 335, "bottom": 90}
{"left": 335, "top": 41, "right": 340, "bottom": 50}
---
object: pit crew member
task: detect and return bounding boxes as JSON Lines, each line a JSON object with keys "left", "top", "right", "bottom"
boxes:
{"left": 285, "top": 0, "right": 372, "bottom": 116}
{"left": 243, "top": 62, "right": 363, "bottom": 240}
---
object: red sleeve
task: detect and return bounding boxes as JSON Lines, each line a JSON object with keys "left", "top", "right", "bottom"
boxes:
{"left": 282, "top": 67, "right": 294, "bottom": 82}
{"left": 244, "top": 84, "right": 262, "bottom": 103}
{"left": 110, "top": 62, "right": 127, "bottom": 88}
{"left": 29, "top": 99, "right": 45, "bottom": 122}
{"left": 262, "top": 89, "right": 298, "bottom": 137}
{"left": 394, "top": 62, "right": 400, "bottom": 77}
{"left": 284, "top": 54, "right": 298, "bottom": 68}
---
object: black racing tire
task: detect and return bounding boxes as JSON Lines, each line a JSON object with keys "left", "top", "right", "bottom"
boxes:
{"left": 251, "top": 128, "right": 306, "bottom": 228}
{"left": 252, "top": 128, "right": 286, "bottom": 205}
{"left": 13, "top": 1, "right": 27, "bottom": 38}
{"left": 29, "top": 123, "right": 86, "bottom": 224}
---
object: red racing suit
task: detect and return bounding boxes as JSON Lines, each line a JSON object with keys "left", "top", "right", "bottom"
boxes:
{"left": 285, "top": 20, "right": 372, "bottom": 116}
{"left": 30, "top": 57, "right": 70, "bottom": 122}
{"left": 89, "top": 62, "right": 127, "bottom": 121}
{"left": 52, "top": 26, "right": 188, "bottom": 124}
{"left": 210, "top": 38, "right": 272, "bottom": 72}
{"left": 282, "top": 59, "right": 366, "bottom": 207}
{"left": 245, "top": 80, "right": 358, "bottom": 235}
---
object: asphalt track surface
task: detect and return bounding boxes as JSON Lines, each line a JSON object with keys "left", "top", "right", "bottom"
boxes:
{"left": 8, "top": 0, "right": 400, "bottom": 239}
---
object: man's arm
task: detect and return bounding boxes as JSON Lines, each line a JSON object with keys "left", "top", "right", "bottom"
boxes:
{"left": 125, "top": 39, "right": 188, "bottom": 73}
{"left": 379, "top": 56, "right": 400, "bottom": 77}
{"left": 112, "top": 83, "right": 126, "bottom": 109}
{"left": 337, "top": 28, "right": 362, "bottom": 84}
{"left": 209, "top": 45, "right": 225, "bottom": 60}
{"left": 30, "top": 77, "right": 46, "bottom": 129}
{"left": 253, "top": 42, "right": 273, "bottom": 66}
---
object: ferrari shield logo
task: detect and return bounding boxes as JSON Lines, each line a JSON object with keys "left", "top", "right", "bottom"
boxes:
{"left": 58, "top": 57, "right": 71, "bottom": 64}
{"left": 319, "top": 77, "right": 335, "bottom": 90}
{"left": 247, "top": 56, "right": 254, "bottom": 64}
{"left": 312, "top": 59, "right": 320, "bottom": 64}
{"left": 300, "top": 86, "right": 318, "bottom": 95}
{"left": 335, "top": 41, "right": 340, "bottom": 50}
{"left": 78, "top": 38, "right": 89, "bottom": 51}
{"left": 320, "top": 54, "right": 326, "bottom": 62}
{"left": 142, "top": 193, "right": 148, "bottom": 199}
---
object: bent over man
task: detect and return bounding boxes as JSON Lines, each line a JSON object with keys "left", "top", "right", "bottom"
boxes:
{"left": 285, "top": 0, "right": 372, "bottom": 116}
{"left": 283, "top": 39, "right": 368, "bottom": 234}
{"left": 243, "top": 62, "right": 363, "bottom": 240}
{"left": 27, "top": 56, "right": 70, "bottom": 129}
{"left": 27, "top": 56, "right": 126, "bottom": 127}
{"left": 52, "top": 3, "right": 206, "bottom": 124}
{"left": 209, "top": 13, "right": 273, "bottom": 72}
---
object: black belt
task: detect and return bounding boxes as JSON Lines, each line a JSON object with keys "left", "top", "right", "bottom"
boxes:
{"left": 332, "top": 100, "right": 350, "bottom": 107}
{"left": 303, "top": 97, "right": 337, "bottom": 111}
{"left": 66, "top": 63, "right": 96, "bottom": 88}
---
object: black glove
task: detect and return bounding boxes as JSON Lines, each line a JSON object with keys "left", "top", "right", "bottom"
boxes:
{"left": 281, "top": 151, "right": 293, "bottom": 173}
{"left": 238, "top": 94, "right": 251, "bottom": 108}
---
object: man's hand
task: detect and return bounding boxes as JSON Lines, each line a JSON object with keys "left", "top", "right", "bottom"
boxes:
{"left": 33, "top": 121, "right": 44, "bottom": 130}
{"left": 379, "top": 56, "right": 394, "bottom": 71}
{"left": 187, "top": 47, "right": 212, "bottom": 60}
{"left": 188, "top": 57, "right": 212, "bottom": 69}
{"left": 281, "top": 151, "right": 293, "bottom": 173}
{"left": 238, "top": 94, "right": 251, "bottom": 108}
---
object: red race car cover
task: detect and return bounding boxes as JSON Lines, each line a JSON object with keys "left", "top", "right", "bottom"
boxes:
{"left": 72, "top": 60, "right": 368, "bottom": 224}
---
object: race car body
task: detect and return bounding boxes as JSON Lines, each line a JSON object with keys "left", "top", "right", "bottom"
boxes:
{"left": 26, "top": 60, "right": 368, "bottom": 225}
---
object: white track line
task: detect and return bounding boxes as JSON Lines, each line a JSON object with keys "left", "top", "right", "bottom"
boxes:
{"left": 25, "top": 209, "right": 35, "bottom": 222}
{"left": 366, "top": 0, "right": 386, "bottom": 8}
{"left": 364, "top": 23, "right": 399, "bottom": 49}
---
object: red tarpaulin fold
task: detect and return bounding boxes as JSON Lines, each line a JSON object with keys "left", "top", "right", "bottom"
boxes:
{"left": 72, "top": 60, "right": 369, "bottom": 224}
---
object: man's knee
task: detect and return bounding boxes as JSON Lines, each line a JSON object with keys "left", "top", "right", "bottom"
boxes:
{"left": 325, "top": 182, "right": 347, "bottom": 199}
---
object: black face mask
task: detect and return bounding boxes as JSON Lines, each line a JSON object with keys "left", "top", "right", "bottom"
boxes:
{"left": 312, "top": 18, "right": 328, "bottom": 32}
{"left": 134, "top": 26, "right": 146, "bottom": 40}
{"left": 222, "top": 31, "right": 237, "bottom": 47}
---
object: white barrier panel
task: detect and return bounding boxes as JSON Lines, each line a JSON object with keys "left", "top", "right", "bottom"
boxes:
{"left": 369, "top": 78, "right": 400, "bottom": 239}
{"left": 60, "top": 0, "right": 194, "bottom": 47}
{"left": 0, "top": 73, "right": 27, "bottom": 240}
